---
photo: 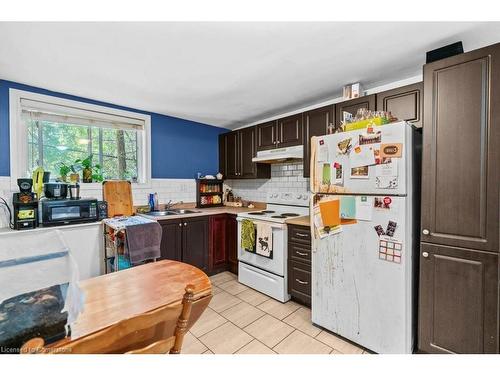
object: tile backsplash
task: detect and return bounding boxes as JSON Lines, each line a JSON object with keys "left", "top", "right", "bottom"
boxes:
{"left": 0, "top": 176, "right": 196, "bottom": 229}
{"left": 0, "top": 162, "right": 309, "bottom": 228}
{"left": 225, "top": 162, "right": 310, "bottom": 203}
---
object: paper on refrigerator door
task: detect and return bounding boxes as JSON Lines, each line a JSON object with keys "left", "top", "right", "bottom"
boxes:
{"left": 375, "top": 159, "right": 398, "bottom": 177}
{"left": 355, "top": 196, "right": 373, "bottom": 221}
{"left": 340, "top": 196, "right": 356, "bottom": 219}
{"left": 317, "top": 139, "right": 329, "bottom": 162}
{"left": 350, "top": 144, "right": 376, "bottom": 168}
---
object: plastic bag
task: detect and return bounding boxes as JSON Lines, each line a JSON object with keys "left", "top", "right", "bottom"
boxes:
{"left": 0, "top": 230, "right": 85, "bottom": 349}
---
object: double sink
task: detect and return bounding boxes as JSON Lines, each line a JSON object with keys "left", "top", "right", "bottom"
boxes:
{"left": 144, "top": 208, "right": 200, "bottom": 217}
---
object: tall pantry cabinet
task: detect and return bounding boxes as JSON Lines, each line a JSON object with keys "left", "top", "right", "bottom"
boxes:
{"left": 418, "top": 43, "right": 500, "bottom": 353}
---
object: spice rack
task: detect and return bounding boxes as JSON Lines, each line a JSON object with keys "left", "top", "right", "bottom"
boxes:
{"left": 196, "top": 179, "right": 224, "bottom": 208}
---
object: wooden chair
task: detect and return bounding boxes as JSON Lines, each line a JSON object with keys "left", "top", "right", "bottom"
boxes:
{"left": 21, "top": 284, "right": 198, "bottom": 354}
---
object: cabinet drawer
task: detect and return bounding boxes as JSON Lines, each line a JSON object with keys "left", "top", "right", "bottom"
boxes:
{"left": 289, "top": 243, "right": 311, "bottom": 264}
{"left": 288, "top": 225, "right": 311, "bottom": 245}
{"left": 288, "top": 260, "right": 311, "bottom": 305}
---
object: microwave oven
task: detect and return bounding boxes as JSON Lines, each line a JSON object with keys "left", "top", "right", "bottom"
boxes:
{"left": 39, "top": 198, "right": 98, "bottom": 227}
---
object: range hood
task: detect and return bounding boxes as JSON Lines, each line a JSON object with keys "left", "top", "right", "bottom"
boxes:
{"left": 252, "top": 145, "right": 303, "bottom": 163}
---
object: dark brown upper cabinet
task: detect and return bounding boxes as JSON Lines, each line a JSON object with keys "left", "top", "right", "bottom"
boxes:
{"left": 256, "top": 115, "right": 303, "bottom": 152}
{"left": 239, "top": 126, "right": 259, "bottom": 178}
{"left": 334, "top": 94, "right": 376, "bottom": 129}
{"left": 376, "top": 82, "right": 423, "bottom": 128}
{"left": 220, "top": 131, "right": 239, "bottom": 179}
{"left": 256, "top": 120, "right": 278, "bottom": 151}
{"left": 302, "top": 105, "right": 334, "bottom": 177}
{"left": 219, "top": 127, "right": 270, "bottom": 179}
{"left": 418, "top": 243, "right": 499, "bottom": 353}
{"left": 277, "top": 114, "right": 303, "bottom": 148}
{"left": 421, "top": 42, "right": 500, "bottom": 253}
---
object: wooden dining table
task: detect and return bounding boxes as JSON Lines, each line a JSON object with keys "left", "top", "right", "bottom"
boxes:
{"left": 50, "top": 260, "right": 212, "bottom": 347}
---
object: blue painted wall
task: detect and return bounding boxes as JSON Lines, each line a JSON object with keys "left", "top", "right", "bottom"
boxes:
{"left": 0, "top": 79, "right": 227, "bottom": 178}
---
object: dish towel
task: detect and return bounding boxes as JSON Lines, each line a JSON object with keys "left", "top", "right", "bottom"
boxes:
{"left": 241, "top": 219, "right": 255, "bottom": 252}
{"left": 256, "top": 222, "right": 273, "bottom": 259}
{"left": 125, "top": 221, "right": 162, "bottom": 265}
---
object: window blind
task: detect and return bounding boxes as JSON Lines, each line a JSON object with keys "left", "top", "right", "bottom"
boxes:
{"left": 20, "top": 98, "right": 145, "bottom": 131}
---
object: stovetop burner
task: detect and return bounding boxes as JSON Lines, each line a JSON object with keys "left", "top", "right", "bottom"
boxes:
{"left": 281, "top": 213, "right": 300, "bottom": 217}
{"left": 261, "top": 210, "right": 275, "bottom": 214}
{"left": 271, "top": 215, "right": 286, "bottom": 219}
{"left": 248, "top": 212, "right": 265, "bottom": 215}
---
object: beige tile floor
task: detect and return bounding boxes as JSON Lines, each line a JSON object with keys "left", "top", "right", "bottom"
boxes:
{"left": 183, "top": 271, "right": 368, "bottom": 354}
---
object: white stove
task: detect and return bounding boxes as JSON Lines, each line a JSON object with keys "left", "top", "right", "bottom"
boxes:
{"left": 238, "top": 192, "right": 310, "bottom": 223}
{"left": 236, "top": 192, "right": 310, "bottom": 302}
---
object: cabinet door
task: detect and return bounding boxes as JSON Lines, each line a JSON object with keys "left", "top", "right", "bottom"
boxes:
{"left": 226, "top": 214, "right": 238, "bottom": 274}
{"left": 209, "top": 214, "right": 227, "bottom": 274}
{"left": 256, "top": 120, "right": 277, "bottom": 151}
{"left": 159, "top": 220, "right": 182, "bottom": 261}
{"left": 182, "top": 217, "right": 209, "bottom": 273}
{"left": 376, "top": 82, "right": 423, "bottom": 128}
{"left": 218, "top": 133, "right": 226, "bottom": 177}
{"left": 225, "top": 131, "right": 239, "bottom": 179}
{"left": 277, "top": 114, "right": 303, "bottom": 148}
{"left": 302, "top": 105, "right": 333, "bottom": 177}
{"left": 334, "top": 94, "right": 376, "bottom": 128}
{"left": 239, "top": 126, "right": 257, "bottom": 178}
{"left": 419, "top": 243, "right": 499, "bottom": 353}
{"left": 421, "top": 43, "right": 500, "bottom": 252}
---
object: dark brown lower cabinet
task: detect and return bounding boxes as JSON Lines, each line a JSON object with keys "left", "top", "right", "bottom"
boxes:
{"left": 182, "top": 217, "right": 209, "bottom": 273}
{"left": 159, "top": 217, "right": 209, "bottom": 273}
{"left": 209, "top": 214, "right": 228, "bottom": 274}
{"left": 418, "top": 243, "right": 499, "bottom": 353}
{"left": 287, "top": 224, "right": 311, "bottom": 306}
{"left": 159, "top": 219, "right": 182, "bottom": 262}
{"left": 226, "top": 214, "right": 238, "bottom": 274}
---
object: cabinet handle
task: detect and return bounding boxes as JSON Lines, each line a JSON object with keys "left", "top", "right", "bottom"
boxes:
{"left": 295, "top": 278, "right": 308, "bottom": 285}
{"left": 295, "top": 232, "right": 309, "bottom": 238}
{"left": 184, "top": 222, "right": 187, "bottom": 226}
{"left": 178, "top": 223, "right": 182, "bottom": 227}
{"left": 422, "top": 229, "right": 429, "bottom": 235}
{"left": 422, "top": 252, "right": 429, "bottom": 258}
{"left": 295, "top": 251, "right": 308, "bottom": 256}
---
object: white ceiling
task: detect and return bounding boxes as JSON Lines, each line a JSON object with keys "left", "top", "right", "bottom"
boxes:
{"left": 1, "top": 22, "right": 500, "bottom": 129}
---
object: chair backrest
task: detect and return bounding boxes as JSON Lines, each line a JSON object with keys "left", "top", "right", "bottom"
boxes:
{"left": 22, "top": 284, "right": 196, "bottom": 354}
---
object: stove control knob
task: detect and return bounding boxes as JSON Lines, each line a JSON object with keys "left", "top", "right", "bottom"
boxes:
{"left": 296, "top": 194, "right": 302, "bottom": 200}
{"left": 302, "top": 196, "right": 308, "bottom": 200}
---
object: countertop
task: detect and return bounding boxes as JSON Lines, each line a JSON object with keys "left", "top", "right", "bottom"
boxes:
{"left": 285, "top": 215, "right": 310, "bottom": 227}
{"left": 137, "top": 204, "right": 266, "bottom": 221}
{"left": 0, "top": 220, "right": 103, "bottom": 236}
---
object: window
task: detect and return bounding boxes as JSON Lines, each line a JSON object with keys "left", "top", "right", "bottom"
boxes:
{"left": 10, "top": 89, "right": 151, "bottom": 189}
{"left": 27, "top": 119, "right": 139, "bottom": 181}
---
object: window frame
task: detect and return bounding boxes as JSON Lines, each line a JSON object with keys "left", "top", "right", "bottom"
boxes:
{"left": 9, "top": 89, "right": 152, "bottom": 191}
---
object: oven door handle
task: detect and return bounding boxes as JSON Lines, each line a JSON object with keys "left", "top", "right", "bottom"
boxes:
{"left": 236, "top": 218, "right": 288, "bottom": 229}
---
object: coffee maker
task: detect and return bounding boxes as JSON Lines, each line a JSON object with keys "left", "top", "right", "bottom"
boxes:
{"left": 13, "top": 178, "right": 39, "bottom": 230}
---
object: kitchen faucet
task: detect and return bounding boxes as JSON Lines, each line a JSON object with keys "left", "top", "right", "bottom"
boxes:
{"left": 166, "top": 200, "right": 183, "bottom": 210}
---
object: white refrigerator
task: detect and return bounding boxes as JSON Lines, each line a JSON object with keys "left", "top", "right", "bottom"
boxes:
{"left": 309, "top": 121, "right": 419, "bottom": 354}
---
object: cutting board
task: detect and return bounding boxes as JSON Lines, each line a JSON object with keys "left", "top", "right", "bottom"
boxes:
{"left": 102, "top": 180, "right": 134, "bottom": 217}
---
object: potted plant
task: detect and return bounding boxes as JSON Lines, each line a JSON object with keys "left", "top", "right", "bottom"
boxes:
{"left": 92, "top": 163, "right": 104, "bottom": 183}
{"left": 58, "top": 163, "right": 71, "bottom": 182}
{"left": 69, "top": 163, "right": 80, "bottom": 183}
{"left": 76, "top": 156, "right": 104, "bottom": 183}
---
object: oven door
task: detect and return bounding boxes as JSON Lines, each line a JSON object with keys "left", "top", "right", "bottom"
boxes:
{"left": 237, "top": 218, "right": 287, "bottom": 277}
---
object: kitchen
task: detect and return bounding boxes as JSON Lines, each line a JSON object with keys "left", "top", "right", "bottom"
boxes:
{"left": 0, "top": 14, "right": 500, "bottom": 369}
